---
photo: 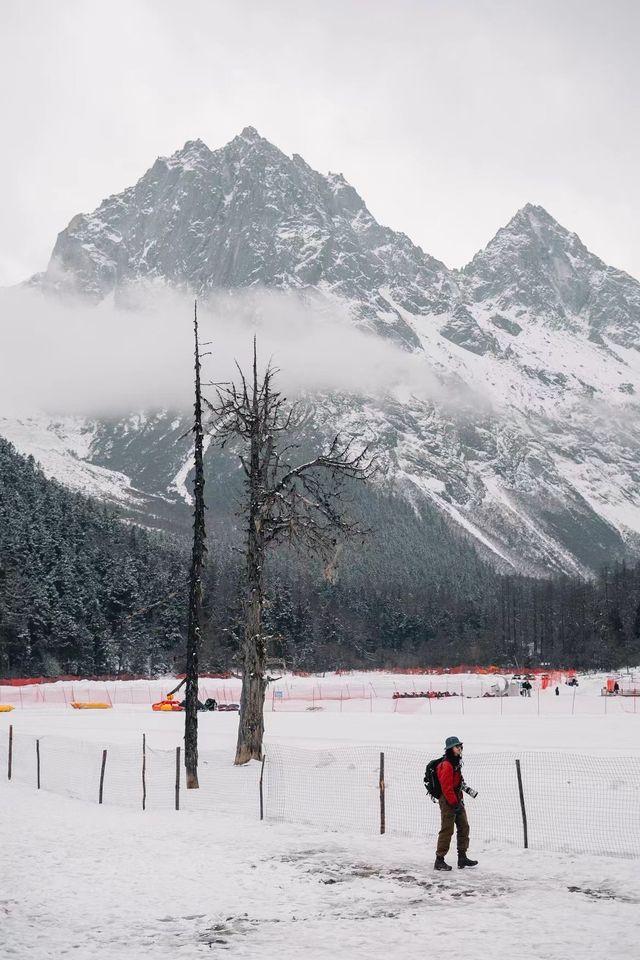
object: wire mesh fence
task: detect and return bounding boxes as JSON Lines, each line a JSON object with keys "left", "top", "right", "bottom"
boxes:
{"left": 2, "top": 727, "right": 639, "bottom": 859}
{"left": 263, "top": 744, "right": 640, "bottom": 858}
{"left": 0, "top": 729, "right": 262, "bottom": 816}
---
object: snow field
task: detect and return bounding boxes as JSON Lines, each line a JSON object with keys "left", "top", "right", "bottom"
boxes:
{"left": 5, "top": 710, "right": 639, "bottom": 854}
{"left": 1, "top": 674, "right": 639, "bottom": 853}
{"left": 2, "top": 776, "right": 640, "bottom": 960}
{"left": 2, "top": 672, "right": 640, "bottom": 958}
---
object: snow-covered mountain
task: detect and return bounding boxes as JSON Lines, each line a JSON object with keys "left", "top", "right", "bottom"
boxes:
{"left": 9, "top": 128, "right": 640, "bottom": 576}
{"left": 461, "top": 204, "right": 640, "bottom": 350}
{"left": 35, "top": 127, "right": 454, "bottom": 349}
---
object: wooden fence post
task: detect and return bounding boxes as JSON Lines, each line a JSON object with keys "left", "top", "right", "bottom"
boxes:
{"left": 36, "top": 739, "right": 41, "bottom": 789}
{"left": 7, "top": 724, "right": 12, "bottom": 780}
{"left": 515, "top": 758, "right": 528, "bottom": 849}
{"left": 142, "top": 734, "right": 147, "bottom": 811}
{"left": 379, "top": 751, "right": 386, "bottom": 835}
{"left": 99, "top": 749, "right": 107, "bottom": 804}
{"left": 175, "top": 746, "right": 181, "bottom": 811}
{"left": 259, "top": 754, "right": 266, "bottom": 821}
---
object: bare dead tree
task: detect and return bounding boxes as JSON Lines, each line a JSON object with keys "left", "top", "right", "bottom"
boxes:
{"left": 208, "top": 339, "right": 374, "bottom": 764}
{"left": 183, "top": 301, "right": 207, "bottom": 788}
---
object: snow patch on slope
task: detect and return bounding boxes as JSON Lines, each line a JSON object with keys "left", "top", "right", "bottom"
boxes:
{"left": 0, "top": 415, "right": 143, "bottom": 507}
{"left": 167, "top": 434, "right": 213, "bottom": 505}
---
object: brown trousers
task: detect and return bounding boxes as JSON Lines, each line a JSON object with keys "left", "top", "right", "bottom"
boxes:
{"left": 436, "top": 796, "right": 470, "bottom": 857}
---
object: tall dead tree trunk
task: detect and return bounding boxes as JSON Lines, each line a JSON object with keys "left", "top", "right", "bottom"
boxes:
{"left": 208, "top": 339, "right": 374, "bottom": 765}
{"left": 236, "top": 348, "right": 267, "bottom": 764}
{"left": 184, "top": 301, "right": 207, "bottom": 788}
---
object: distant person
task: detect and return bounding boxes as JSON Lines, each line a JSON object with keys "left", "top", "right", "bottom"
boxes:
{"left": 522, "top": 679, "right": 532, "bottom": 698}
{"left": 434, "top": 736, "right": 478, "bottom": 871}
{"left": 613, "top": 681, "right": 620, "bottom": 695}
{"left": 555, "top": 686, "right": 559, "bottom": 696}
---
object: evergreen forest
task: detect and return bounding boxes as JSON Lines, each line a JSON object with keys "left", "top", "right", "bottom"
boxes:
{"left": 1, "top": 437, "right": 640, "bottom": 677}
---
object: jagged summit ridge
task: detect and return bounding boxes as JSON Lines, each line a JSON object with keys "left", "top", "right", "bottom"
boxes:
{"left": 239, "top": 125, "right": 261, "bottom": 139}
{"left": 459, "top": 202, "right": 640, "bottom": 348}
{"left": 35, "top": 126, "right": 640, "bottom": 354}
{"left": 37, "top": 128, "right": 453, "bottom": 347}
{"left": 162, "top": 138, "right": 214, "bottom": 169}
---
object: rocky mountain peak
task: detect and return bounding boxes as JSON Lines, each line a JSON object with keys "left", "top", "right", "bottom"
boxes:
{"left": 28, "top": 128, "right": 640, "bottom": 353}
{"left": 499, "top": 203, "right": 584, "bottom": 254}
{"left": 33, "top": 129, "right": 453, "bottom": 346}
{"left": 161, "top": 137, "right": 214, "bottom": 172}
{"left": 517, "top": 201, "right": 565, "bottom": 227}
{"left": 238, "top": 125, "right": 262, "bottom": 142}
{"left": 176, "top": 137, "right": 210, "bottom": 154}
{"left": 460, "top": 204, "right": 640, "bottom": 347}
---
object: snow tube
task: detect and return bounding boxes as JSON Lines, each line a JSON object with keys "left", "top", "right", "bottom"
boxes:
{"left": 70, "top": 702, "right": 112, "bottom": 709}
{"left": 0, "top": 704, "right": 15, "bottom": 712}
{"left": 152, "top": 700, "right": 184, "bottom": 712}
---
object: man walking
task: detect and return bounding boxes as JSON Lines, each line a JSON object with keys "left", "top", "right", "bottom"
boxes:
{"left": 434, "top": 735, "right": 478, "bottom": 871}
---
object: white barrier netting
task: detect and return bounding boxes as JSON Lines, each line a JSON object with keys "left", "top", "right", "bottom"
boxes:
{"left": 263, "top": 744, "right": 640, "bottom": 859}
{"left": 2, "top": 732, "right": 639, "bottom": 859}
{"left": 2, "top": 681, "right": 638, "bottom": 717}
{"left": 0, "top": 731, "right": 261, "bottom": 817}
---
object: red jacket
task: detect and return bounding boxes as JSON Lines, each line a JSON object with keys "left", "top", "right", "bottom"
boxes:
{"left": 437, "top": 759, "right": 462, "bottom": 806}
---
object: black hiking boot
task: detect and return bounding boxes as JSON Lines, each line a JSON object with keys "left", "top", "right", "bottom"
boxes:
{"left": 458, "top": 853, "right": 478, "bottom": 868}
{"left": 434, "top": 856, "right": 452, "bottom": 871}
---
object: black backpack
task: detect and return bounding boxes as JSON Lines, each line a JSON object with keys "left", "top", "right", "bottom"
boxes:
{"left": 424, "top": 755, "right": 445, "bottom": 801}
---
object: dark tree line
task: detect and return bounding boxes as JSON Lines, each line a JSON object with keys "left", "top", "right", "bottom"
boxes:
{"left": 0, "top": 437, "right": 187, "bottom": 677}
{"left": 2, "top": 435, "right": 640, "bottom": 678}
{"left": 200, "top": 556, "right": 640, "bottom": 673}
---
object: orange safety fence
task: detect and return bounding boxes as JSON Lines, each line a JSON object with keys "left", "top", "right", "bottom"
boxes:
{"left": 0, "top": 667, "right": 580, "bottom": 686}
{"left": 0, "top": 672, "right": 236, "bottom": 686}
{"left": 0, "top": 682, "right": 242, "bottom": 707}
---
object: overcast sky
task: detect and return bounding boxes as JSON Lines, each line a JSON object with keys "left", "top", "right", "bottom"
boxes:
{"left": 1, "top": 0, "right": 638, "bottom": 286}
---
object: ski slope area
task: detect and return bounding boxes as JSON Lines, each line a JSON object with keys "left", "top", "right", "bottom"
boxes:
{"left": 2, "top": 779, "right": 639, "bottom": 960}
{"left": 0, "top": 667, "right": 633, "bottom": 706}
{"left": 1, "top": 758, "right": 639, "bottom": 960}
{"left": 1, "top": 694, "right": 639, "bottom": 755}
{"left": 1, "top": 672, "right": 639, "bottom": 960}
{"left": 1, "top": 669, "right": 639, "bottom": 755}
{"left": 0, "top": 724, "right": 640, "bottom": 960}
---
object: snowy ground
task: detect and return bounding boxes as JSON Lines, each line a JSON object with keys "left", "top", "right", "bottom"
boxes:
{"left": 3, "top": 778, "right": 640, "bottom": 960}
{"left": 2, "top": 672, "right": 640, "bottom": 959}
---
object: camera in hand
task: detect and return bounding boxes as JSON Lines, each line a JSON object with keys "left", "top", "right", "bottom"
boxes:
{"left": 461, "top": 783, "right": 478, "bottom": 799}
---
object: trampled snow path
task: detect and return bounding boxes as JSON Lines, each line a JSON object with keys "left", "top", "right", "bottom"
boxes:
{"left": 2, "top": 779, "right": 639, "bottom": 960}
